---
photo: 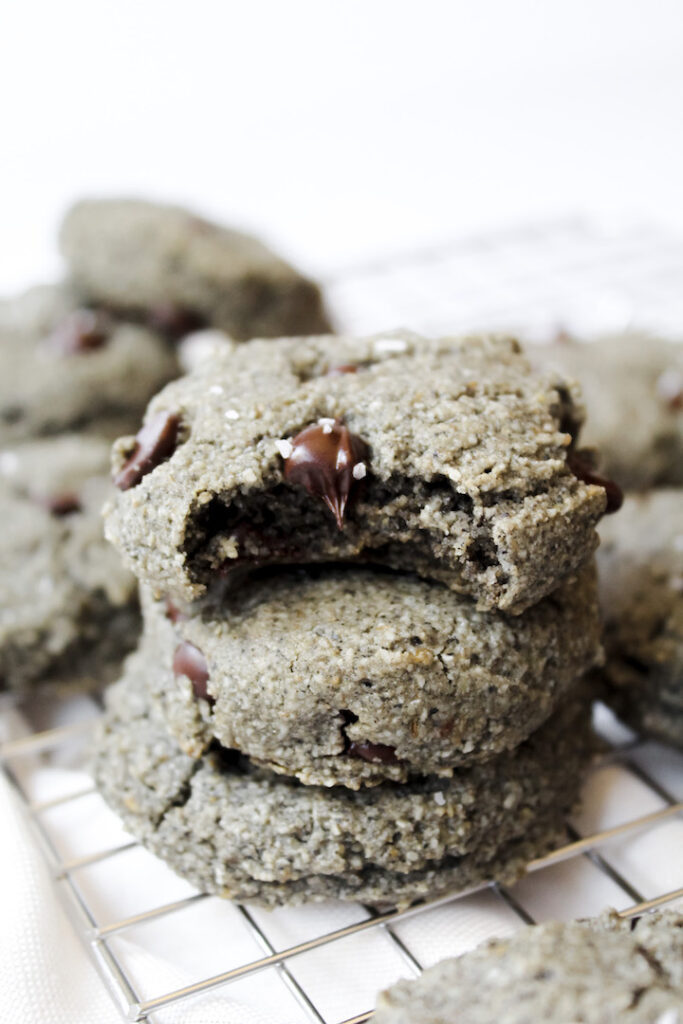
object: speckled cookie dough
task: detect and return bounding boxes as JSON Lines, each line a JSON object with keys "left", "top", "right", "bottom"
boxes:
{"left": 0, "top": 434, "right": 139, "bottom": 691}
{"left": 91, "top": 664, "right": 594, "bottom": 908}
{"left": 59, "top": 198, "right": 332, "bottom": 340}
{"left": 532, "top": 333, "right": 683, "bottom": 490}
{"left": 596, "top": 489, "right": 683, "bottom": 748}
{"left": 104, "top": 332, "right": 609, "bottom": 615}
{"left": 140, "top": 562, "right": 601, "bottom": 787}
{"left": 0, "top": 282, "right": 178, "bottom": 443}
{"left": 375, "top": 908, "right": 683, "bottom": 1024}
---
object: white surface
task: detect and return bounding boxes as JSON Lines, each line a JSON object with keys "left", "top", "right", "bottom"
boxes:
{"left": 3, "top": 0, "right": 683, "bottom": 290}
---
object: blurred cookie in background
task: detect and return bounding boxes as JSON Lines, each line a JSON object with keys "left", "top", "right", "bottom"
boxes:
{"left": 0, "top": 434, "right": 139, "bottom": 692}
{"left": 0, "top": 283, "right": 177, "bottom": 444}
{"left": 596, "top": 488, "right": 682, "bottom": 748}
{"left": 532, "top": 333, "right": 683, "bottom": 489}
{"left": 59, "top": 198, "right": 333, "bottom": 341}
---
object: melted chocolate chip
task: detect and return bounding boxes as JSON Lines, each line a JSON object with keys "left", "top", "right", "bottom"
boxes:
{"left": 282, "top": 419, "right": 368, "bottom": 529}
{"left": 45, "top": 492, "right": 82, "bottom": 516}
{"left": 347, "top": 741, "right": 399, "bottom": 765}
{"left": 326, "top": 364, "right": 359, "bottom": 376}
{"left": 567, "top": 450, "right": 623, "bottom": 514}
{"left": 173, "top": 641, "right": 212, "bottom": 702}
{"left": 48, "top": 309, "right": 110, "bottom": 354}
{"left": 114, "top": 411, "right": 180, "bottom": 490}
{"left": 147, "top": 303, "right": 206, "bottom": 339}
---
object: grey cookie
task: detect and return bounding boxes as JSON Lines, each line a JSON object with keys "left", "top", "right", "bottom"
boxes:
{"left": 142, "top": 562, "right": 601, "bottom": 787}
{"left": 375, "top": 908, "right": 683, "bottom": 1024}
{"left": 0, "top": 282, "right": 178, "bottom": 443}
{"left": 596, "top": 489, "right": 683, "bottom": 748}
{"left": 91, "top": 663, "right": 594, "bottom": 908}
{"left": 59, "top": 198, "right": 332, "bottom": 340}
{"left": 532, "top": 334, "right": 683, "bottom": 490}
{"left": 0, "top": 434, "right": 139, "bottom": 691}
{"left": 104, "top": 332, "right": 608, "bottom": 615}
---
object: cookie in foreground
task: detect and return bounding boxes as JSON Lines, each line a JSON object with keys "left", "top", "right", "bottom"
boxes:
{"left": 140, "top": 562, "right": 601, "bottom": 787}
{"left": 91, "top": 660, "right": 594, "bottom": 908}
{"left": 375, "top": 908, "right": 683, "bottom": 1024}
{"left": 0, "top": 434, "right": 139, "bottom": 691}
{"left": 104, "top": 332, "right": 611, "bottom": 614}
{"left": 59, "top": 197, "right": 332, "bottom": 340}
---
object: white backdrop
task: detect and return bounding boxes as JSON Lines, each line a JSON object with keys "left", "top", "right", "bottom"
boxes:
{"left": 2, "top": 0, "right": 683, "bottom": 290}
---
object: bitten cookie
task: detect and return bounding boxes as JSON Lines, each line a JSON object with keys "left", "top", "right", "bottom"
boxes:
{"left": 0, "top": 434, "right": 139, "bottom": 691}
{"left": 0, "top": 283, "right": 177, "bottom": 443}
{"left": 104, "top": 332, "right": 611, "bottom": 615}
{"left": 532, "top": 334, "right": 683, "bottom": 490}
{"left": 142, "top": 563, "right": 601, "bottom": 787}
{"left": 91, "top": 664, "right": 594, "bottom": 908}
{"left": 59, "top": 198, "right": 332, "bottom": 340}
{"left": 374, "top": 908, "right": 683, "bottom": 1024}
{"left": 597, "top": 489, "right": 682, "bottom": 748}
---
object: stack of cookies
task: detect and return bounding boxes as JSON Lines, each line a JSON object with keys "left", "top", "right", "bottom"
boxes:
{"left": 94, "top": 331, "right": 612, "bottom": 907}
{"left": 0, "top": 197, "right": 330, "bottom": 694}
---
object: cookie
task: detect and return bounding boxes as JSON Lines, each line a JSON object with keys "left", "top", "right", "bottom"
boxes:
{"left": 0, "top": 434, "right": 139, "bottom": 691}
{"left": 0, "top": 283, "right": 178, "bottom": 443}
{"left": 532, "top": 334, "right": 683, "bottom": 490}
{"left": 91, "top": 663, "right": 593, "bottom": 908}
{"left": 104, "top": 332, "right": 610, "bottom": 615}
{"left": 141, "top": 562, "right": 601, "bottom": 787}
{"left": 375, "top": 908, "right": 683, "bottom": 1024}
{"left": 59, "top": 198, "right": 332, "bottom": 340}
{"left": 596, "top": 489, "right": 683, "bottom": 748}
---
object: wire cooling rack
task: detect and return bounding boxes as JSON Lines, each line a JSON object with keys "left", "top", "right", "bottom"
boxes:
{"left": 2, "top": 219, "right": 683, "bottom": 1023}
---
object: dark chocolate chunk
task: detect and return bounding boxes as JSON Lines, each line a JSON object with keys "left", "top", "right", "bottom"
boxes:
{"left": 47, "top": 309, "right": 110, "bottom": 354}
{"left": 567, "top": 450, "right": 623, "bottom": 514}
{"left": 114, "top": 411, "right": 180, "bottom": 491}
{"left": 281, "top": 419, "right": 368, "bottom": 529}
{"left": 173, "top": 641, "right": 212, "bottom": 702}
{"left": 148, "top": 303, "right": 206, "bottom": 339}
{"left": 347, "top": 740, "right": 399, "bottom": 764}
{"left": 44, "top": 492, "right": 82, "bottom": 516}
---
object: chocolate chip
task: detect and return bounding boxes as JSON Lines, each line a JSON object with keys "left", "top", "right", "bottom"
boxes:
{"left": 44, "top": 492, "right": 81, "bottom": 516}
{"left": 48, "top": 309, "right": 110, "bottom": 354}
{"left": 281, "top": 419, "right": 368, "bottom": 529}
{"left": 567, "top": 450, "right": 623, "bottom": 514}
{"left": 165, "top": 598, "right": 187, "bottom": 623}
{"left": 114, "top": 411, "right": 180, "bottom": 490}
{"left": 347, "top": 741, "right": 399, "bottom": 765}
{"left": 326, "top": 364, "right": 359, "bottom": 376}
{"left": 173, "top": 641, "right": 212, "bottom": 702}
{"left": 148, "top": 303, "right": 206, "bottom": 339}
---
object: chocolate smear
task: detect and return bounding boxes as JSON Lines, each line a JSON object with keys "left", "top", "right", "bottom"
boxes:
{"left": 326, "top": 364, "right": 359, "bottom": 376}
{"left": 114, "top": 411, "right": 179, "bottom": 490}
{"left": 282, "top": 419, "right": 368, "bottom": 529}
{"left": 173, "top": 641, "right": 212, "bottom": 702}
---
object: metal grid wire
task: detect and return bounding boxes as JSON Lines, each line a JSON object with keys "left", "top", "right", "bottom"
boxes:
{"left": 2, "top": 220, "right": 683, "bottom": 1023}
